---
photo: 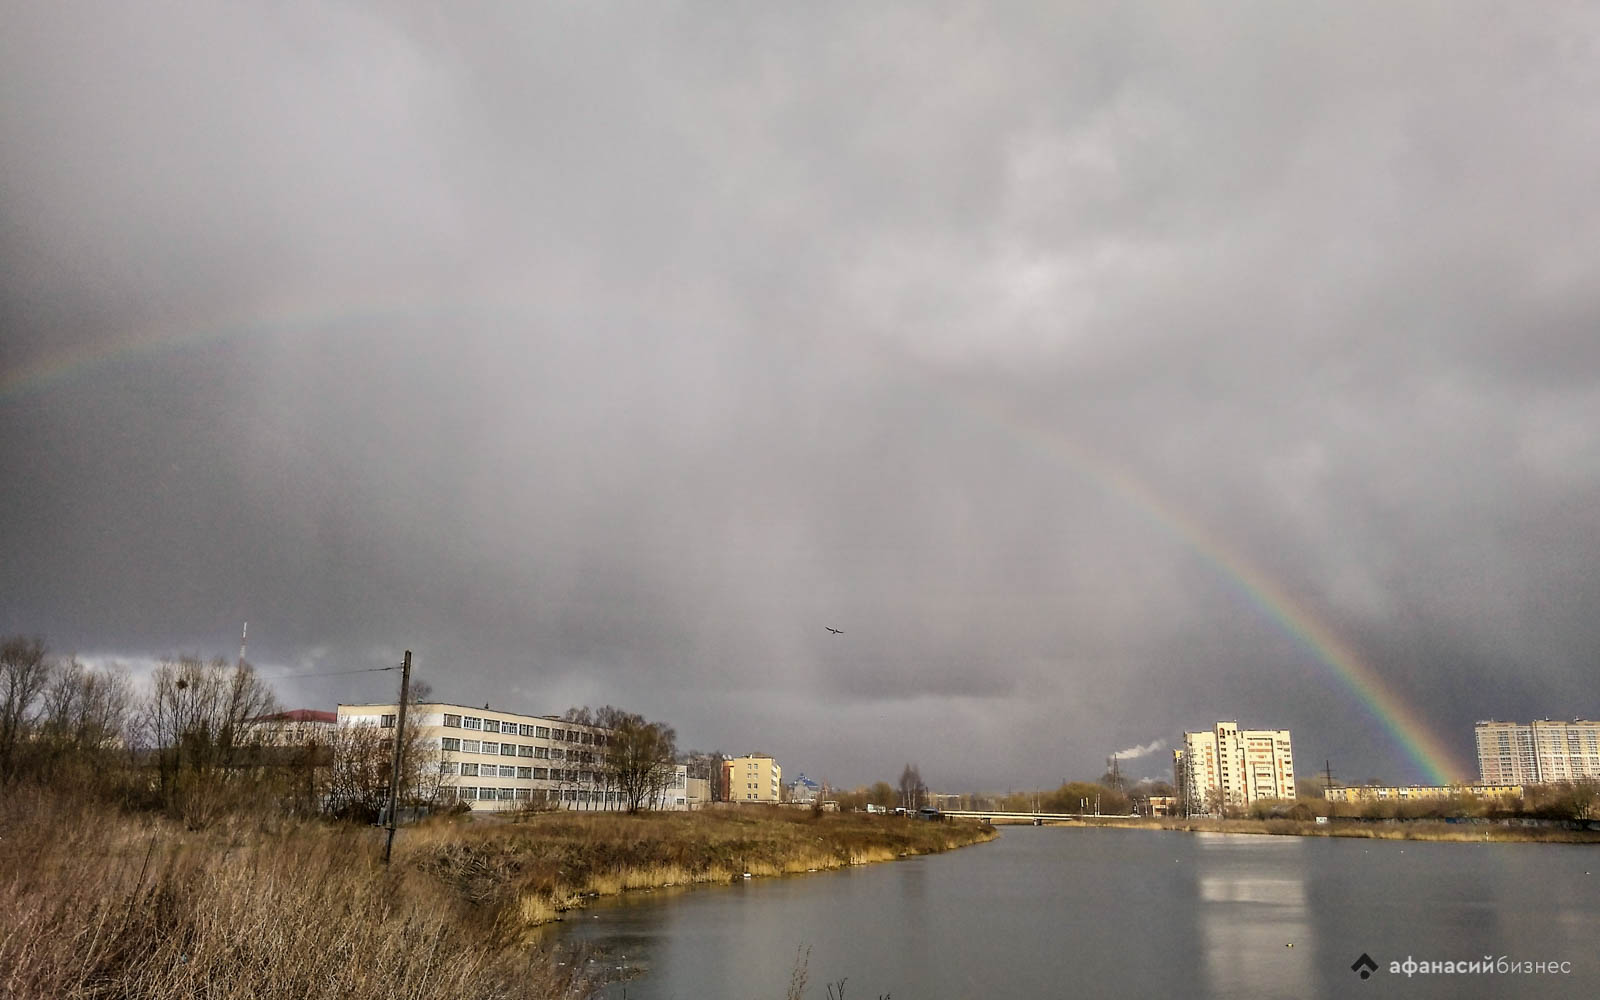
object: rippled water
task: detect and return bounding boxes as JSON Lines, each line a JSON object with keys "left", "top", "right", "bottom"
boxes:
{"left": 553, "top": 826, "right": 1600, "bottom": 999}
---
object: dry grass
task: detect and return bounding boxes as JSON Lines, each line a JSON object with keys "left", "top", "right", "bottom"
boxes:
{"left": 400, "top": 806, "right": 996, "bottom": 930}
{"left": 0, "top": 789, "right": 595, "bottom": 1000}
{"left": 0, "top": 792, "right": 992, "bottom": 998}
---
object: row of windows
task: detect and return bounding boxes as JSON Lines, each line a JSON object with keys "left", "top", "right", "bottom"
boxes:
{"left": 444, "top": 786, "right": 626, "bottom": 803}
{"left": 437, "top": 737, "right": 594, "bottom": 762}
{"left": 439, "top": 714, "right": 604, "bottom": 745}
{"left": 445, "top": 763, "right": 590, "bottom": 782}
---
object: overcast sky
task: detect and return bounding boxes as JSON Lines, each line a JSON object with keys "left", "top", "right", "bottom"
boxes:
{"left": 4, "top": 2, "right": 1598, "bottom": 790}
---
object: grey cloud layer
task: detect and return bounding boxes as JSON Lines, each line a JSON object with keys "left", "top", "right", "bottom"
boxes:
{"left": 3, "top": 1, "right": 1598, "bottom": 787}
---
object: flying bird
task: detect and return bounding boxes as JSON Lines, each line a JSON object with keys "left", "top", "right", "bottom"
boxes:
{"left": 826, "top": 627, "right": 843, "bottom": 634}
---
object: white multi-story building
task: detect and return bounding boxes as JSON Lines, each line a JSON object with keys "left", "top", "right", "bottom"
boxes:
{"left": 338, "top": 701, "right": 689, "bottom": 812}
{"left": 1174, "top": 721, "right": 1294, "bottom": 816}
{"left": 1477, "top": 720, "right": 1600, "bottom": 785}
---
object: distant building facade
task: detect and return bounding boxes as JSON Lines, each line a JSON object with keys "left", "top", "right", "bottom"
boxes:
{"left": 1324, "top": 783, "right": 1522, "bottom": 804}
{"left": 1476, "top": 720, "right": 1600, "bottom": 785}
{"left": 1174, "top": 722, "right": 1294, "bottom": 816}
{"left": 787, "top": 772, "right": 821, "bottom": 804}
{"left": 338, "top": 702, "right": 673, "bottom": 812}
{"left": 723, "top": 752, "right": 782, "bottom": 803}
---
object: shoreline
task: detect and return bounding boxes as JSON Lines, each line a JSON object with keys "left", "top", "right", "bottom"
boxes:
{"left": 408, "top": 808, "right": 1000, "bottom": 928}
{"left": 996, "top": 814, "right": 1600, "bottom": 843}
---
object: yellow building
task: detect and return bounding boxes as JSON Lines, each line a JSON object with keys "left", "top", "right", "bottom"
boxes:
{"left": 1176, "top": 722, "right": 1294, "bottom": 815}
{"left": 1324, "top": 784, "right": 1522, "bottom": 803}
{"left": 723, "top": 752, "right": 782, "bottom": 803}
{"left": 338, "top": 701, "right": 647, "bottom": 812}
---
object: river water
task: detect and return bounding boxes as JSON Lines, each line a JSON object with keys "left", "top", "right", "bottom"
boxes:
{"left": 553, "top": 825, "right": 1600, "bottom": 999}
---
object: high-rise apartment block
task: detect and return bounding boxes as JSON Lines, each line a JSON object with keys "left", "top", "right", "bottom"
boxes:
{"left": 1476, "top": 720, "right": 1600, "bottom": 785}
{"left": 1174, "top": 721, "right": 1294, "bottom": 816}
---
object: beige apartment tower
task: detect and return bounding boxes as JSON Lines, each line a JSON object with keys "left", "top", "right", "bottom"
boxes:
{"left": 1476, "top": 719, "right": 1600, "bottom": 785}
{"left": 1175, "top": 722, "right": 1294, "bottom": 816}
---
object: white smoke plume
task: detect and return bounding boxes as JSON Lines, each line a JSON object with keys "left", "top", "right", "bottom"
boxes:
{"left": 1110, "top": 739, "right": 1166, "bottom": 761}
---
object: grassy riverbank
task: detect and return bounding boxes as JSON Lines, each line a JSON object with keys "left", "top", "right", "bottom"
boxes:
{"left": 1022, "top": 814, "right": 1600, "bottom": 843}
{"left": 411, "top": 805, "right": 998, "bottom": 927}
{"left": 0, "top": 790, "right": 993, "bottom": 999}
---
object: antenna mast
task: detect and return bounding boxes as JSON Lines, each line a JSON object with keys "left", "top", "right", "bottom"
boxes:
{"left": 238, "top": 621, "right": 248, "bottom": 669}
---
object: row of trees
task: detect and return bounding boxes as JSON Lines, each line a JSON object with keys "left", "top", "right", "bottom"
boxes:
{"left": 829, "top": 763, "right": 932, "bottom": 812}
{"left": 1235, "top": 783, "right": 1600, "bottom": 822}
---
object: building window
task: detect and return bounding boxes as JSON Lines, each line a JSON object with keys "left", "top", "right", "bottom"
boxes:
{"left": 535, "top": 746, "right": 548, "bottom": 759}
{"left": 443, "top": 714, "right": 462, "bottom": 728}
{"left": 482, "top": 719, "right": 500, "bottom": 734}
{"left": 481, "top": 741, "right": 499, "bottom": 755}
{"left": 517, "top": 766, "right": 532, "bottom": 779}
{"left": 515, "top": 788, "right": 531, "bottom": 801}
{"left": 551, "top": 729, "right": 566, "bottom": 742}
{"left": 532, "top": 767, "right": 549, "bottom": 780}
{"left": 441, "top": 737, "right": 461, "bottom": 752}
{"left": 460, "top": 739, "right": 480, "bottom": 754}
{"left": 380, "top": 714, "right": 396, "bottom": 728}
{"left": 536, "top": 726, "right": 550, "bottom": 738}
{"left": 460, "top": 763, "right": 479, "bottom": 777}
{"left": 581, "top": 732, "right": 593, "bottom": 744}
{"left": 440, "top": 762, "right": 457, "bottom": 776}
{"left": 462, "top": 716, "right": 482, "bottom": 731}
{"left": 501, "top": 743, "right": 518, "bottom": 757}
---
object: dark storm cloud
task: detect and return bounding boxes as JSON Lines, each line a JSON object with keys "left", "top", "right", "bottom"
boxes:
{"left": 4, "top": 1, "right": 1599, "bottom": 788}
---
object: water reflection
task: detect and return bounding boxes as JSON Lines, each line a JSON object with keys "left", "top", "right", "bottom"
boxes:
{"left": 555, "top": 828, "right": 1600, "bottom": 1000}
{"left": 1193, "top": 833, "right": 1312, "bottom": 999}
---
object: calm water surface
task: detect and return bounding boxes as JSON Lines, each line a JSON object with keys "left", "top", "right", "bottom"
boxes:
{"left": 553, "top": 826, "right": 1600, "bottom": 999}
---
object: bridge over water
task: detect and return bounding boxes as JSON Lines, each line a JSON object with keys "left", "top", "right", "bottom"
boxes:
{"left": 941, "top": 810, "right": 1140, "bottom": 823}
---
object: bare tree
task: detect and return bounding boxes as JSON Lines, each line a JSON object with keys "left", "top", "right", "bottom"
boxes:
{"left": 140, "top": 655, "right": 277, "bottom": 821}
{"left": 587, "top": 705, "right": 676, "bottom": 813}
{"left": 0, "top": 635, "right": 51, "bottom": 781}
{"left": 39, "top": 658, "right": 133, "bottom": 752}
{"left": 898, "top": 763, "right": 927, "bottom": 811}
{"left": 325, "top": 719, "right": 446, "bottom": 822}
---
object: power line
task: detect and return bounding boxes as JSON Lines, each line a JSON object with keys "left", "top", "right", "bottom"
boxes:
{"left": 254, "top": 663, "right": 402, "bottom": 682}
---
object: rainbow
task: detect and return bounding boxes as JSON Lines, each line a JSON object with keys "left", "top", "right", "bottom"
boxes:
{"left": 946, "top": 381, "right": 1469, "bottom": 785}
{"left": 0, "top": 297, "right": 446, "bottom": 404}
{"left": 2, "top": 308, "right": 1472, "bottom": 783}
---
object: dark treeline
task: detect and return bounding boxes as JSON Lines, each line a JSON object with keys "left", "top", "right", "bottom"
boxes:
{"left": 0, "top": 634, "right": 452, "bottom": 828}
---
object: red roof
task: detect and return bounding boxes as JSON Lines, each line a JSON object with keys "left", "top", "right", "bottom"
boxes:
{"left": 254, "top": 709, "right": 337, "bottom": 724}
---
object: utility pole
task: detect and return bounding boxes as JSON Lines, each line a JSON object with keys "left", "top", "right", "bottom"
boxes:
{"left": 383, "top": 650, "right": 412, "bottom": 865}
{"left": 1324, "top": 759, "right": 1336, "bottom": 797}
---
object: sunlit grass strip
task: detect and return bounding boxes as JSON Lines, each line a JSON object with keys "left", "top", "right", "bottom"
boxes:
{"left": 404, "top": 806, "right": 997, "bottom": 929}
